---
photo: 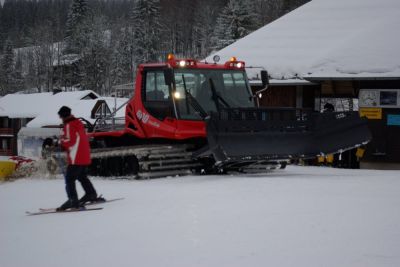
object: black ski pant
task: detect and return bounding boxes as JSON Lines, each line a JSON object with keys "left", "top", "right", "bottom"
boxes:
{"left": 65, "top": 165, "right": 97, "bottom": 202}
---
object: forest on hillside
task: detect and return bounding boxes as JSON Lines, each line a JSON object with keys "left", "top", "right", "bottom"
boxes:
{"left": 0, "top": 0, "right": 309, "bottom": 96}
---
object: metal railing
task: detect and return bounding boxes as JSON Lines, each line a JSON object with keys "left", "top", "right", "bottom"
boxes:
{"left": 93, "top": 117, "right": 126, "bottom": 132}
{"left": 216, "top": 108, "right": 313, "bottom": 122}
{"left": 93, "top": 99, "right": 130, "bottom": 132}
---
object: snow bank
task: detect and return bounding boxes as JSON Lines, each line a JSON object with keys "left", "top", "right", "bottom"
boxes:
{"left": 1, "top": 166, "right": 400, "bottom": 267}
{"left": 207, "top": 0, "right": 400, "bottom": 80}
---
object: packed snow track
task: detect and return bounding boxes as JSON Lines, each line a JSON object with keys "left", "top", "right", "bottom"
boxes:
{"left": 1, "top": 166, "right": 400, "bottom": 267}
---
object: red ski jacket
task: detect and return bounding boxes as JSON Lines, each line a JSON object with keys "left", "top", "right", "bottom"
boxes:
{"left": 60, "top": 116, "right": 91, "bottom": 166}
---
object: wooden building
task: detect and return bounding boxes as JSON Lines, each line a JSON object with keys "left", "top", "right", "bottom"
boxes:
{"left": 305, "top": 78, "right": 400, "bottom": 169}
{"left": 0, "top": 117, "right": 31, "bottom": 156}
{"left": 208, "top": 0, "right": 400, "bottom": 169}
{"left": 0, "top": 90, "right": 99, "bottom": 157}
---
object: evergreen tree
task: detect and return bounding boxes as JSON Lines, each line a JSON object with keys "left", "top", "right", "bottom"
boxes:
{"left": 12, "top": 52, "right": 24, "bottom": 91}
{"left": 25, "top": 50, "right": 37, "bottom": 90}
{"left": 0, "top": 39, "right": 15, "bottom": 95}
{"left": 65, "top": 0, "right": 89, "bottom": 53}
{"left": 110, "top": 27, "right": 134, "bottom": 86}
{"left": 212, "top": 0, "right": 260, "bottom": 51}
{"left": 78, "top": 15, "right": 111, "bottom": 94}
{"left": 131, "top": 0, "right": 161, "bottom": 64}
{"left": 0, "top": 4, "right": 3, "bottom": 50}
{"left": 253, "top": 0, "right": 285, "bottom": 25}
{"left": 25, "top": 22, "right": 58, "bottom": 92}
{"left": 0, "top": 0, "right": 308, "bottom": 94}
{"left": 192, "top": 4, "right": 219, "bottom": 58}
{"left": 283, "top": 0, "right": 310, "bottom": 14}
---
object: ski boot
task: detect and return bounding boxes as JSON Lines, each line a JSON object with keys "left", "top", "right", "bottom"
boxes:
{"left": 56, "top": 199, "right": 83, "bottom": 211}
{"left": 79, "top": 194, "right": 106, "bottom": 205}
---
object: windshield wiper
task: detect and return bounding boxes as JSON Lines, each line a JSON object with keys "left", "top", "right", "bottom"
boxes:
{"left": 209, "top": 78, "right": 230, "bottom": 111}
{"left": 181, "top": 74, "right": 208, "bottom": 119}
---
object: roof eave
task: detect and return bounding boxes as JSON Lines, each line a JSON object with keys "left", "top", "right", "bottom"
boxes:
{"left": 305, "top": 76, "right": 400, "bottom": 81}
{"left": 249, "top": 79, "right": 317, "bottom": 86}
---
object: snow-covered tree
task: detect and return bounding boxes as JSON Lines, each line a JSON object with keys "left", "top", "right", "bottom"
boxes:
{"left": 12, "top": 52, "right": 24, "bottom": 91}
{"left": 65, "top": 0, "right": 89, "bottom": 53}
{"left": 131, "top": 0, "right": 161, "bottom": 63}
{"left": 0, "top": 39, "right": 15, "bottom": 95}
{"left": 78, "top": 15, "right": 111, "bottom": 94}
{"left": 192, "top": 5, "right": 218, "bottom": 58}
{"left": 253, "top": 0, "right": 285, "bottom": 25}
{"left": 26, "top": 23, "right": 58, "bottom": 92}
{"left": 212, "top": 0, "right": 260, "bottom": 51}
{"left": 25, "top": 50, "right": 37, "bottom": 90}
{"left": 110, "top": 27, "right": 134, "bottom": 86}
{"left": 0, "top": 0, "right": 308, "bottom": 92}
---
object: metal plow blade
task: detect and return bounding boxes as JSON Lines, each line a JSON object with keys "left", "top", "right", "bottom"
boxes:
{"left": 203, "top": 108, "right": 371, "bottom": 164}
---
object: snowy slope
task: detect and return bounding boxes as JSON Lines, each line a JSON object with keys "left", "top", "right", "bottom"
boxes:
{"left": 207, "top": 0, "right": 400, "bottom": 80}
{"left": 1, "top": 166, "right": 400, "bottom": 267}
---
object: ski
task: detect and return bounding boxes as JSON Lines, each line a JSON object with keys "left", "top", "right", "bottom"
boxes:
{"left": 85, "top": 197, "right": 124, "bottom": 207}
{"left": 38, "top": 197, "right": 124, "bottom": 213}
{"left": 26, "top": 207, "right": 103, "bottom": 216}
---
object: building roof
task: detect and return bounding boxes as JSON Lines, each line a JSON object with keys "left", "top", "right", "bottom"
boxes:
{"left": 112, "top": 83, "right": 135, "bottom": 91}
{"left": 101, "top": 97, "right": 129, "bottom": 117}
{"left": 0, "top": 90, "right": 99, "bottom": 120}
{"left": 207, "top": 0, "right": 400, "bottom": 80}
{"left": 249, "top": 78, "right": 316, "bottom": 86}
{"left": 26, "top": 96, "right": 128, "bottom": 128}
{"left": 0, "top": 89, "right": 129, "bottom": 128}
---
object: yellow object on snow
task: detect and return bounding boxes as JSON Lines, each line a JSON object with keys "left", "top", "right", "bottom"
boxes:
{"left": 0, "top": 161, "right": 16, "bottom": 180}
{"left": 326, "top": 154, "right": 334, "bottom": 163}
{"left": 356, "top": 148, "right": 366, "bottom": 159}
{"left": 317, "top": 154, "right": 334, "bottom": 164}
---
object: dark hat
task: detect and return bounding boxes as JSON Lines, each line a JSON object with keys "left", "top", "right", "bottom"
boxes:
{"left": 58, "top": 106, "right": 72, "bottom": 118}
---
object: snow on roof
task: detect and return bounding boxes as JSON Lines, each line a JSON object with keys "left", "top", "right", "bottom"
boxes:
{"left": 207, "top": 0, "right": 400, "bottom": 80}
{"left": 249, "top": 78, "right": 315, "bottom": 86}
{"left": 0, "top": 90, "right": 99, "bottom": 121}
{"left": 27, "top": 99, "right": 99, "bottom": 128}
{"left": 26, "top": 96, "right": 128, "bottom": 128}
{"left": 18, "top": 127, "right": 62, "bottom": 138}
{"left": 0, "top": 92, "right": 53, "bottom": 118}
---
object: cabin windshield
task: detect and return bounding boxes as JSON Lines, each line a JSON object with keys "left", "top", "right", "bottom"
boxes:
{"left": 173, "top": 69, "right": 254, "bottom": 120}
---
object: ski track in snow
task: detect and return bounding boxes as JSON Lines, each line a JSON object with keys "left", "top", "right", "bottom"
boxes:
{"left": 1, "top": 166, "right": 400, "bottom": 267}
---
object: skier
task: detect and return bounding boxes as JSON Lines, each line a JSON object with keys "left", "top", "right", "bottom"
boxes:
{"left": 56, "top": 106, "right": 101, "bottom": 211}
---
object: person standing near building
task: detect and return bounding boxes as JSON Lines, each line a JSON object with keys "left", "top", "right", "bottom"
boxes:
{"left": 323, "top": 102, "right": 335, "bottom": 112}
{"left": 56, "top": 106, "right": 100, "bottom": 211}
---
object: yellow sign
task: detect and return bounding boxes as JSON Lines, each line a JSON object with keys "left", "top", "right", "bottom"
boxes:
{"left": 0, "top": 161, "right": 16, "bottom": 180}
{"left": 359, "top": 108, "right": 382, "bottom": 120}
{"left": 356, "top": 148, "right": 366, "bottom": 159}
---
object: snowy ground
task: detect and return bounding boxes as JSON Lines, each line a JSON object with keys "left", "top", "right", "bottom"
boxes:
{"left": 1, "top": 166, "right": 400, "bottom": 267}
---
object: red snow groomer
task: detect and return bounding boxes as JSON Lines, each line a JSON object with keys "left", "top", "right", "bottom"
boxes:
{"left": 86, "top": 55, "right": 371, "bottom": 178}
